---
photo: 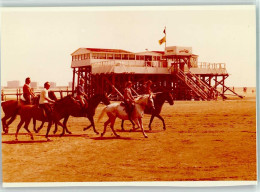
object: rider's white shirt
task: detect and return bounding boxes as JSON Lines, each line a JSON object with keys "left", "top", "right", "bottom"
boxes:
{"left": 39, "top": 88, "right": 49, "bottom": 104}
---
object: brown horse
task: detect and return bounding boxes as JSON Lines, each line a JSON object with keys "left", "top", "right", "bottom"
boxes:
{"left": 121, "top": 91, "right": 174, "bottom": 130}
{"left": 15, "top": 95, "right": 79, "bottom": 141}
{"left": 36, "top": 93, "right": 111, "bottom": 135}
{"left": 1, "top": 91, "right": 57, "bottom": 134}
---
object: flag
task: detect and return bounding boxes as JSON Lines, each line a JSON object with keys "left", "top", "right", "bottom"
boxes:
{"left": 158, "top": 36, "right": 166, "bottom": 45}
{"left": 163, "top": 28, "right": 166, "bottom": 34}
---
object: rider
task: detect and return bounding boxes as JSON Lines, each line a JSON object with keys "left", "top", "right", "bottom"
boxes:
{"left": 76, "top": 78, "right": 88, "bottom": 109}
{"left": 23, "top": 77, "right": 36, "bottom": 104}
{"left": 39, "top": 82, "right": 55, "bottom": 121}
{"left": 144, "top": 80, "right": 153, "bottom": 94}
{"left": 123, "top": 81, "right": 135, "bottom": 120}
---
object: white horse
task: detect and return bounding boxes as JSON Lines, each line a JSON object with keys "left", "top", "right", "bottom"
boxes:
{"left": 98, "top": 94, "right": 154, "bottom": 138}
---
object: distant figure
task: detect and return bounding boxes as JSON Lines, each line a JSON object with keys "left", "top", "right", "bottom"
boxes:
{"left": 144, "top": 80, "right": 153, "bottom": 94}
{"left": 76, "top": 78, "right": 88, "bottom": 109}
{"left": 39, "top": 82, "right": 55, "bottom": 121}
{"left": 243, "top": 87, "right": 247, "bottom": 93}
{"left": 124, "top": 81, "right": 135, "bottom": 120}
{"left": 22, "top": 77, "right": 36, "bottom": 104}
{"left": 252, "top": 89, "right": 255, "bottom": 93}
{"left": 232, "top": 86, "right": 235, "bottom": 91}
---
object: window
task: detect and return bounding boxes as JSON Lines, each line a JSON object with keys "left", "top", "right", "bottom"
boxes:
{"left": 107, "top": 53, "right": 114, "bottom": 59}
{"left": 129, "top": 54, "right": 135, "bottom": 60}
{"left": 115, "top": 54, "right": 121, "bottom": 59}
{"left": 92, "top": 53, "right": 98, "bottom": 59}
{"left": 99, "top": 53, "right": 106, "bottom": 59}
{"left": 140, "top": 55, "right": 145, "bottom": 60}
{"left": 122, "top": 54, "right": 128, "bottom": 60}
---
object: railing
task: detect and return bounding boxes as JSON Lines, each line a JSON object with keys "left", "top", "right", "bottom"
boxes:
{"left": 198, "top": 62, "right": 226, "bottom": 69}
{"left": 91, "top": 60, "right": 166, "bottom": 68}
{"left": 1, "top": 88, "right": 72, "bottom": 101}
{"left": 176, "top": 70, "right": 209, "bottom": 100}
{"left": 186, "top": 71, "right": 218, "bottom": 100}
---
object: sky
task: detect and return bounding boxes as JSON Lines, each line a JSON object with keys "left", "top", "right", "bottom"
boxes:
{"left": 1, "top": 6, "right": 256, "bottom": 87}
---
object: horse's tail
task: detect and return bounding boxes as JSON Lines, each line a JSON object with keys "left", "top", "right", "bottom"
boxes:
{"left": 97, "top": 106, "right": 107, "bottom": 122}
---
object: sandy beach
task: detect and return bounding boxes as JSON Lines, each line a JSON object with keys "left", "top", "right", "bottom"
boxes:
{"left": 1, "top": 90, "right": 256, "bottom": 182}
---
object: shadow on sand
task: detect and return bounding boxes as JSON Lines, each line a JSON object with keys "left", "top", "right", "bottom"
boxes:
{"left": 2, "top": 140, "right": 51, "bottom": 144}
{"left": 116, "top": 129, "right": 164, "bottom": 133}
{"left": 91, "top": 136, "right": 138, "bottom": 140}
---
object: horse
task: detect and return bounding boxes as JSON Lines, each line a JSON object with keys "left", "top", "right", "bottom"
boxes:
{"left": 15, "top": 95, "right": 80, "bottom": 141}
{"left": 98, "top": 94, "right": 154, "bottom": 138}
{"left": 36, "top": 93, "right": 111, "bottom": 135}
{"left": 1, "top": 91, "right": 57, "bottom": 134}
{"left": 121, "top": 91, "right": 174, "bottom": 130}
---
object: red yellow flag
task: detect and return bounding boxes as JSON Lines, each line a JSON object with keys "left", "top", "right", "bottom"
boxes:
{"left": 158, "top": 36, "right": 166, "bottom": 45}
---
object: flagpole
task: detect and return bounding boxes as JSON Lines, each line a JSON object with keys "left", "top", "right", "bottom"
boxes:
{"left": 164, "top": 26, "right": 166, "bottom": 50}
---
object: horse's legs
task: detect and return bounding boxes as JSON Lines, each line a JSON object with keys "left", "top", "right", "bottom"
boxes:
{"left": 33, "top": 118, "right": 37, "bottom": 133}
{"left": 121, "top": 120, "right": 135, "bottom": 131}
{"left": 148, "top": 115, "right": 155, "bottom": 130}
{"left": 7, "top": 113, "right": 17, "bottom": 128}
{"left": 101, "top": 119, "right": 110, "bottom": 137}
{"left": 84, "top": 116, "right": 99, "bottom": 134}
{"left": 121, "top": 120, "right": 125, "bottom": 131}
{"left": 63, "top": 117, "right": 71, "bottom": 134}
{"left": 36, "top": 121, "right": 45, "bottom": 133}
{"left": 110, "top": 117, "right": 120, "bottom": 137}
{"left": 2, "top": 116, "right": 8, "bottom": 133}
{"left": 53, "top": 121, "right": 58, "bottom": 134}
{"left": 156, "top": 114, "right": 166, "bottom": 130}
{"left": 138, "top": 118, "right": 148, "bottom": 138}
{"left": 130, "top": 119, "right": 135, "bottom": 129}
{"left": 45, "top": 121, "right": 52, "bottom": 141}
{"left": 15, "top": 119, "right": 25, "bottom": 141}
{"left": 24, "top": 119, "right": 34, "bottom": 140}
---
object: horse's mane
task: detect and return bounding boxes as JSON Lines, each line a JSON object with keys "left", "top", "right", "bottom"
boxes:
{"left": 55, "top": 95, "right": 73, "bottom": 105}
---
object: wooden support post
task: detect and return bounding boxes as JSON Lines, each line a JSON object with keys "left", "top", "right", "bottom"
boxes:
{"left": 72, "top": 68, "right": 75, "bottom": 95}
{"left": 1, "top": 89, "right": 4, "bottom": 101}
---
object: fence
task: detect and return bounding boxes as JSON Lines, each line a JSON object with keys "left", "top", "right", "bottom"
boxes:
{"left": 1, "top": 88, "right": 72, "bottom": 101}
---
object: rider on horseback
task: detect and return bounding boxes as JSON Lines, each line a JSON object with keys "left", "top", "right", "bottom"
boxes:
{"left": 39, "top": 82, "right": 55, "bottom": 121}
{"left": 144, "top": 80, "right": 153, "bottom": 94}
{"left": 124, "top": 81, "right": 135, "bottom": 120}
{"left": 23, "top": 77, "right": 36, "bottom": 104}
{"left": 76, "top": 78, "right": 88, "bottom": 109}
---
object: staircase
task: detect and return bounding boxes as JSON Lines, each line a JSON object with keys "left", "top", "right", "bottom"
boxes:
{"left": 175, "top": 70, "right": 219, "bottom": 100}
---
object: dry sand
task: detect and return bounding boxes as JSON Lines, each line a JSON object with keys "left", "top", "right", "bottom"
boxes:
{"left": 1, "top": 92, "right": 256, "bottom": 182}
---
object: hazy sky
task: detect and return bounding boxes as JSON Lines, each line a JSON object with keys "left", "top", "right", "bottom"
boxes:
{"left": 1, "top": 6, "right": 256, "bottom": 87}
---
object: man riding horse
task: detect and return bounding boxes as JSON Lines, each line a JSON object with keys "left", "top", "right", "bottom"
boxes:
{"left": 22, "top": 77, "right": 36, "bottom": 104}
{"left": 76, "top": 78, "right": 88, "bottom": 109}
{"left": 123, "top": 81, "right": 135, "bottom": 121}
{"left": 39, "top": 82, "right": 56, "bottom": 121}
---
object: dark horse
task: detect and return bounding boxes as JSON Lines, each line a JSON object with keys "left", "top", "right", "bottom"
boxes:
{"left": 1, "top": 91, "right": 57, "bottom": 134}
{"left": 36, "top": 93, "right": 111, "bottom": 135}
{"left": 121, "top": 91, "right": 174, "bottom": 130}
{"left": 15, "top": 95, "right": 80, "bottom": 141}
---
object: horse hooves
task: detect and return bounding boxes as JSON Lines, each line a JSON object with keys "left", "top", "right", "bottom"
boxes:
{"left": 31, "top": 136, "right": 34, "bottom": 140}
{"left": 46, "top": 138, "right": 51, "bottom": 141}
{"left": 116, "top": 135, "right": 120, "bottom": 138}
{"left": 144, "top": 135, "right": 148, "bottom": 138}
{"left": 59, "top": 134, "right": 64, "bottom": 137}
{"left": 101, "top": 133, "right": 104, "bottom": 137}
